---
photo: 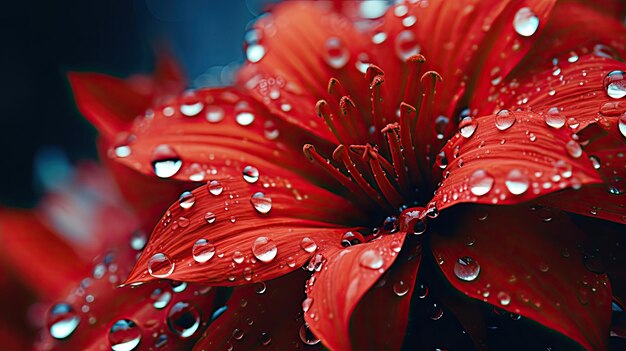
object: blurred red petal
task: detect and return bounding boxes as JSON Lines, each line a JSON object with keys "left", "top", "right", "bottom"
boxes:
{"left": 431, "top": 204, "right": 612, "bottom": 351}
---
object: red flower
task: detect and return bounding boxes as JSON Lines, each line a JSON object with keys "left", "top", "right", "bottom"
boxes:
{"left": 58, "top": 0, "right": 626, "bottom": 350}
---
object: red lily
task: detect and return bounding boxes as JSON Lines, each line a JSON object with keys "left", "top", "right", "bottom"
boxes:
{"left": 63, "top": 0, "right": 626, "bottom": 350}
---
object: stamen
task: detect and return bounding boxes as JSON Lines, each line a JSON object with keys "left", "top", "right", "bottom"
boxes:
{"left": 382, "top": 123, "right": 411, "bottom": 196}
{"left": 399, "top": 103, "right": 422, "bottom": 187}
{"left": 364, "top": 146, "right": 405, "bottom": 210}
{"left": 316, "top": 100, "right": 348, "bottom": 145}
{"left": 403, "top": 54, "right": 426, "bottom": 108}
{"left": 339, "top": 96, "right": 363, "bottom": 142}
{"left": 348, "top": 145, "right": 394, "bottom": 176}
{"left": 415, "top": 71, "right": 442, "bottom": 176}
{"left": 328, "top": 78, "right": 348, "bottom": 101}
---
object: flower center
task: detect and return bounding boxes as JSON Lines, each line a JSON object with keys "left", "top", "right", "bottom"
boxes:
{"left": 303, "top": 54, "right": 441, "bottom": 224}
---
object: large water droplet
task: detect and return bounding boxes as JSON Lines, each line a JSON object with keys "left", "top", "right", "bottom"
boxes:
{"left": 545, "top": 107, "right": 566, "bottom": 129}
{"left": 505, "top": 169, "right": 529, "bottom": 195}
{"left": 300, "top": 237, "right": 317, "bottom": 253}
{"left": 469, "top": 169, "right": 494, "bottom": 196}
{"left": 395, "top": 30, "right": 420, "bottom": 61}
{"left": 109, "top": 319, "right": 141, "bottom": 351}
{"left": 299, "top": 323, "right": 320, "bottom": 346}
{"left": 250, "top": 192, "right": 272, "bottom": 214}
{"left": 565, "top": 140, "right": 582, "bottom": 158}
{"left": 207, "top": 180, "right": 223, "bottom": 195}
{"left": 604, "top": 70, "right": 626, "bottom": 99}
{"left": 359, "top": 249, "right": 384, "bottom": 270}
{"left": 148, "top": 253, "right": 175, "bottom": 278}
{"left": 47, "top": 303, "right": 80, "bottom": 339}
{"left": 453, "top": 256, "right": 481, "bottom": 281}
{"left": 495, "top": 109, "right": 515, "bottom": 131}
{"left": 167, "top": 301, "right": 200, "bottom": 338}
{"left": 193, "top": 239, "right": 216, "bottom": 263}
{"left": 243, "top": 165, "right": 260, "bottom": 183}
{"left": 513, "top": 7, "right": 539, "bottom": 37}
{"left": 151, "top": 288, "right": 172, "bottom": 309}
{"left": 459, "top": 118, "right": 478, "bottom": 138}
{"left": 324, "top": 37, "right": 349, "bottom": 69}
{"left": 178, "top": 191, "right": 196, "bottom": 209}
{"left": 252, "top": 237, "right": 277, "bottom": 263}
{"left": 151, "top": 144, "right": 182, "bottom": 178}
{"left": 180, "top": 102, "right": 204, "bottom": 117}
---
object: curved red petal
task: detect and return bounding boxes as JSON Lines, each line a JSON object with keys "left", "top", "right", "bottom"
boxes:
{"left": 35, "top": 246, "right": 216, "bottom": 351}
{"left": 430, "top": 204, "right": 612, "bottom": 351}
{"left": 124, "top": 175, "right": 363, "bottom": 286}
{"left": 432, "top": 109, "right": 602, "bottom": 211}
{"left": 305, "top": 233, "right": 407, "bottom": 351}
{"left": 193, "top": 270, "right": 323, "bottom": 351}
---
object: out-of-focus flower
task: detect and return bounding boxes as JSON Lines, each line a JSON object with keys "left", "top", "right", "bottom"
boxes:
{"left": 24, "top": 0, "right": 626, "bottom": 350}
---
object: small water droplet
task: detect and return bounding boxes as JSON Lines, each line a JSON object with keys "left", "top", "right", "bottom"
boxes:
{"left": 259, "top": 332, "right": 272, "bottom": 346}
{"left": 359, "top": 249, "right": 384, "bottom": 270}
{"left": 47, "top": 303, "right": 80, "bottom": 339}
{"left": 151, "top": 144, "right": 182, "bottom": 179}
{"left": 469, "top": 169, "right": 494, "bottom": 196}
{"left": 453, "top": 256, "right": 481, "bottom": 281}
{"left": 324, "top": 37, "right": 349, "bottom": 69}
{"left": 254, "top": 282, "right": 267, "bottom": 294}
{"left": 193, "top": 239, "right": 216, "bottom": 263}
{"left": 232, "top": 251, "right": 244, "bottom": 264}
{"left": 459, "top": 118, "right": 478, "bottom": 138}
{"left": 178, "top": 191, "right": 196, "bottom": 209}
{"left": 151, "top": 288, "right": 172, "bottom": 309}
{"left": 497, "top": 291, "right": 511, "bottom": 306}
{"left": 167, "top": 301, "right": 200, "bottom": 338}
{"left": 505, "top": 169, "right": 529, "bottom": 195}
{"left": 393, "top": 280, "right": 410, "bottom": 296}
{"left": 589, "top": 155, "right": 601, "bottom": 170}
{"left": 545, "top": 107, "right": 566, "bottom": 129}
{"left": 495, "top": 109, "right": 515, "bottom": 130}
{"left": 180, "top": 101, "right": 204, "bottom": 117}
{"left": 300, "top": 237, "right": 317, "bottom": 253}
{"left": 395, "top": 30, "right": 420, "bottom": 61}
{"left": 130, "top": 231, "right": 147, "bottom": 251}
{"left": 565, "top": 140, "right": 582, "bottom": 159}
{"left": 109, "top": 319, "right": 141, "bottom": 351}
{"left": 148, "top": 253, "right": 175, "bottom": 278}
{"left": 427, "top": 302, "right": 444, "bottom": 320}
{"left": 619, "top": 113, "right": 626, "bottom": 138}
{"left": 250, "top": 192, "right": 272, "bottom": 214}
{"left": 246, "top": 44, "right": 266, "bottom": 63}
{"left": 252, "top": 237, "right": 277, "bottom": 263}
{"left": 299, "top": 323, "right": 320, "bottom": 345}
{"left": 435, "top": 151, "right": 448, "bottom": 169}
{"left": 204, "top": 212, "right": 217, "bottom": 224}
{"left": 243, "top": 165, "right": 260, "bottom": 183}
{"left": 302, "top": 297, "right": 313, "bottom": 313}
{"left": 513, "top": 7, "right": 539, "bottom": 37}
{"left": 604, "top": 70, "right": 626, "bottom": 99}
{"left": 206, "top": 106, "right": 225, "bottom": 123}
{"left": 207, "top": 180, "right": 224, "bottom": 195}
{"left": 416, "top": 283, "right": 429, "bottom": 299}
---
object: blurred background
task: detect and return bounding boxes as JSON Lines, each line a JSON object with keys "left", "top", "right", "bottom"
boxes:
{"left": 0, "top": 0, "right": 278, "bottom": 208}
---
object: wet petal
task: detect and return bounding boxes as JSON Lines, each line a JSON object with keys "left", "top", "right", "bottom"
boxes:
{"left": 431, "top": 204, "right": 612, "bottom": 351}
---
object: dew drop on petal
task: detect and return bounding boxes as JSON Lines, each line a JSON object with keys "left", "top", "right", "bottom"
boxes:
{"left": 109, "top": 319, "right": 141, "bottom": 351}
{"left": 299, "top": 323, "right": 320, "bottom": 346}
{"left": 250, "top": 192, "right": 272, "bottom": 214}
{"left": 47, "top": 303, "right": 80, "bottom": 339}
{"left": 393, "top": 280, "right": 410, "bottom": 297}
{"left": 300, "top": 237, "right": 317, "bottom": 253}
{"left": 204, "top": 212, "right": 217, "bottom": 224}
{"left": 167, "top": 301, "right": 200, "bottom": 338}
{"left": 246, "top": 44, "right": 266, "bottom": 63}
{"left": 395, "top": 30, "right": 420, "bottom": 61}
{"left": 604, "top": 70, "right": 626, "bottom": 99}
{"left": 565, "top": 140, "right": 582, "bottom": 159}
{"left": 589, "top": 155, "right": 601, "bottom": 170}
{"left": 505, "top": 169, "right": 529, "bottom": 195}
{"left": 324, "top": 37, "right": 349, "bottom": 69}
{"left": 180, "top": 102, "right": 204, "bottom": 117}
{"left": 453, "top": 256, "right": 481, "bottom": 282}
{"left": 427, "top": 302, "right": 444, "bottom": 320}
{"left": 151, "top": 144, "right": 182, "bottom": 179}
{"left": 302, "top": 297, "right": 313, "bottom": 313}
{"left": 243, "top": 165, "right": 260, "bottom": 183}
{"left": 254, "top": 282, "right": 267, "bottom": 294}
{"left": 619, "top": 113, "right": 626, "bottom": 138}
{"left": 192, "top": 239, "right": 216, "bottom": 263}
{"left": 178, "top": 191, "right": 196, "bottom": 209}
{"left": 498, "top": 291, "right": 511, "bottom": 306}
{"left": 232, "top": 251, "right": 244, "bottom": 264}
{"left": 469, "top": 169, "right": 494, "bottom": 196}
{"left": 236, "top": 111, "right": 255, "bottom": 126}
{"left": 359, "top": 249, "right": 384, "bottom": 270}
{"left": 252, "top": 237, "right": 277, "bottom": 263}
{"left": 513, "top": 7, "right": 539, "bottom": 37}
{"left": 206, "top": 106, "right": 225, "bottom": 123}
{"left": 545, "top": 107, "right": 566, "bottom": 129}
{"left": 459, "top": 118, "right": 478, "bottom": 138}
{"left": 150, "top": 288, "right": 172, "bottom": 309}
{"left": 207, "top": 180, "right": 223, "bottom": 196}
{"left": 259, "top": 332, "right": 272, "bottom": 346}
{"left": 148, "top": 253, "right": 175, "bottom": 278}
{"left": 495, "top": 109, "right": 515, "bottom": 131}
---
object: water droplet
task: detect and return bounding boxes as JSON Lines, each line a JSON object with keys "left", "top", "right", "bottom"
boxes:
{"left": 109, "top": 319, "right": 141, "bottom": 351}
{"left": 206, "top": 106, "right": 225, "bottom": 123}
{"left": 236, "top": 111, "right": 255, "bottom": 126}
{"left": 254, "top": 282, "right": 267, "bottom": 294}
{"left": 604, "top": 70, "right": 626, "bottom": 99}
{"left": 252, "top": 237, "right": 277, "bottom": 263}
{"left": 180, "top": 102, "right": 204, "bottom": 117}
{"left": 554, "top": 160, "right": 572, "bottom": 178}
{"left": 453, "top": 256, "right": 481, "bottom": 281}
{"left": 359, "top": 249, "right": 384, "bottom": 270}
{"left": 505, "top": 169, "right": 529, "bottom": 195}
{"left": 427, "top": 302, "right": 444, "bottom": 320}
{"left": 151, "top": 288, "right": 172, "bottom": 309}
{"left": 250, "top": 192, "right": 272, "bottom": 214}
{"left": 567, "top": 117, "right": 580, "bottom": 129}
{"left": 299, "top": 323, "right": 320, "bottom": 345}
{"left": 246, "top": 44, "right": 266, "bottom": 63}
{"left": 545, "top": 107, "right": 566, "bottom": 129}
{"left": 154, "top": 334, "right": 168, "bottom": 348}
{"left": 383, "top": 216, "right": 399, "bottom": 233}
{"left": 416, "top": 283, "right": 429, "bottom": 299}
{"left": 167, "top": 301, "right": 200, "bottom": 338}
{"left": 130, "top": 231, "right": 147, "bottom": 251}
{"left": 513, "top": 7, "right": 539, "bottom": 37}
{"left": 178, "top": 191, "right": 196, "bottom": 209}
{"left": 469, "top": 169, "right": 494, "bottom": 196}
{"left": 495, "top": 109, "right": 515, "bottom": 130}
{"left": 47, "top": 303, "right": 80, "bottom": 339}
{"left": 393, "top": 280, "right": 410, "bottom": 297}
{"left": 435, "top": 151, "right": 448, "bottom": 169}
{"left": 259, "top": 332, "right": 272, "bottom": 346}
{"left": 207, "top": 180, "right": 223, "bottom": 196}
{"left": 395, "top": 30, "right": 420, "bottom": 61}
{"left": 151, "top": 144, "right": 182, "bottom": 178}
{"left": 204, "top": 212, "right": 217, "bottom": 224}
{"left": 565, "top": 140, "right": 582, "bottom": 158}
{"left": 193, "top": 239, "right": 216, "bottom": 263}
{"left": 232, "top": 251, "right": 244, "bottom": 264}
{"left": 300, "top": 237, "right": 317, "bottom": 253}
{"left": 264, "top": 120, "right": 280, "bottom": 140}
{"left": 589, "top": 155, "right": 601, "bottom": 170}
{"left": 619, "top": 113, "right": 626, "bottom": 138}
{"left": 497, "top": 291, "right": 511, "bottom": 306}
{"left": 243, "top": 165, "right": 260, "bottom": 183}
{"left": 324, "top": 37, "right": 349, "bottom": 69}
{"left": 302, "top": 297, "right": 313, "bottom": 313}
{"left": 148, "top": 253, "right": 175, "bottom": 278}
{"left": 459, "top": 118, "right": 478, "bottom": 138}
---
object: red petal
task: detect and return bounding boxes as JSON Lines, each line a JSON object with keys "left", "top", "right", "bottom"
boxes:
{"left": 193, "top": 270, "right": 324, "bottom": 351}
{"left": 349, "top": 240, "right": 422, "bottom": 351}
{"left": 124, "top": 176, "right": 363, "bottom": 286}
{"left": 305, "top": 233, "right": 408, "bottom": 351}
{"left": 430, "top": 204, "right": 612, "bottom": 351}
{"left": 432, "top": 110, "right": 602, "bottom": 211}
{"left": 35, "top": 246, "right": 216, "bottom": 351}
